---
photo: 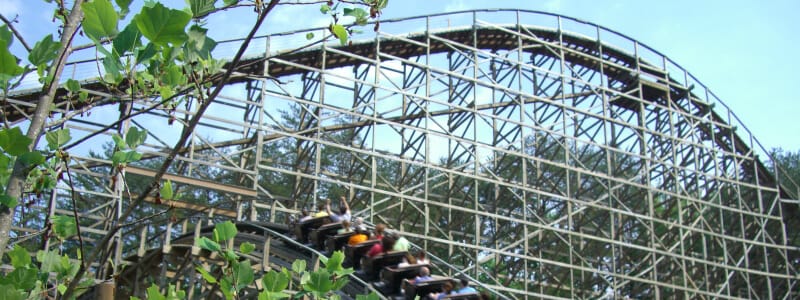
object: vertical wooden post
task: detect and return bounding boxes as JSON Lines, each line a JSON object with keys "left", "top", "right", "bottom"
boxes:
{"left": 96, "top": 281, "right": 115, "bottom": 300}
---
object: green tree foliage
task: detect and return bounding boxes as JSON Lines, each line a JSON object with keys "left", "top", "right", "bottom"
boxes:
{"left": 769, "top": 148, "right": 800, "bottom": 190}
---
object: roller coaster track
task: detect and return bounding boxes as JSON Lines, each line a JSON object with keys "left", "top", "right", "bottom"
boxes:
{"left": 115, "top": 221, "right": 382, "bottom": 299}
{"left": 5, "top": 9, "right": 799, "bottom": 300}
{"left": 114, "top": 221, "right": 502, "bottom": 300}
{"left": 3, "top": 14, "right": 793, "bottom": 196}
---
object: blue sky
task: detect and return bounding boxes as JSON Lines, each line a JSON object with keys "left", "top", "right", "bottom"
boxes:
{"left": 2, "top": 0, "right": 798, "bottom": 153}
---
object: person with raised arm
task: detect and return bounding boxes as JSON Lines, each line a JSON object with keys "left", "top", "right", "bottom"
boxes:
{"left": 326, "top": 195, "right": 351, "bottom": 222}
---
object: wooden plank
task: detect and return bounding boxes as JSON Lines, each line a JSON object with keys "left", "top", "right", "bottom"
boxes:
{"left": 140, "top": 195, "right": 237, "bottom": 218}
{"left": 126, "top": 166, "right": 257, "bottom": 197}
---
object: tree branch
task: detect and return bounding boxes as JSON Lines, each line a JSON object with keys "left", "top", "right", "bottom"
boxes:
{"left": 0, "top": 13, "right": 32, "bottom": 52}
{"left": 61, "top": 1, "right": 282, "bottom": 298}
{"left": 63, "top": 162, "right": 86, "bottom": 267}
{"left": 0, "top": 0, "right": 85, "bottom": 257}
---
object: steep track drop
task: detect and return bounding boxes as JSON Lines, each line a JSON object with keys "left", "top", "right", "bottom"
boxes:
{"left": 116, "top": 221, "right": 381, "bottom": 299}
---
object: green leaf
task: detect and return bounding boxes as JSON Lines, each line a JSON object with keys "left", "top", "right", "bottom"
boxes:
{"left": 343, "top": 8, "right": 369, "bottom": 25}
{"left": 188, "top": 0, "right": 216, "bottom": 18}
{"left": 223, "top": 0, "right": 239, "bottom": 6}
{"left": 304, "top": 269, "right": 334, "bottom": 296}
{"left": 240, "top": 242, "right": 255, "bottom": 254}
{"left": 161, "top": 63, "right": 187, "bottom": 86}
{"left": 135, "top": 42, "right": 157, "bottom": 63}
{"left": 46, "top": 128, "right": 72, "bottom": 150}
{"left": 0, "top": 47, "right": 23, "bottom": 82}
{"left": 28, "top": 34, "right": 61, "bottom": 67}
{"left": 197, "top": 236, "right": 220, "bottom": 252}
{"left": 146, "top": 284, "right": 166, "bottom": 300}
{"left": 195, "top": 265, "right": 217, "bottom": 283}
{"left": 65, "top": 79, "right": 81, "bottom": 93}
{"left": 134, "top": 3, "right": 192, "bottom": 46}
{"left": 324, "top": 251, "right": 352, "bottom": 276}
{"left": 157, "top": 85, "right": 175, "bottom": 101}
{"left": 36, "top": 250, "right": 61, "bottom": 273}
{"left": 102, "top": 51, "right": 124, "bottom": 84}
{"left": 331, "top": 24, "right": 348, "bottom": 45}
{"left": 113, "top": 23, "right": 141, "bottom": 56}
{"left": 111, "top": 133, "right": 127, "bottom": 149}
{"left": 160, "top": 179, "right": 173, "bottom": 200}
{"left": 57, "top": 283, "right": 67, "bottom": 295}
{"left": 7, "top": 244, "right": 31, "bottom": 268}
{"left": 52, "top": 215, "right": 77, "bottom": 239}
{"left": 0, "top": 285, "right": 24, "bottom": 300}
{"left": 126, "top": 126, "right": 147, "bottom": 148}
{"left": 0, "top": 267, "right": 37, "bottom": 290}
{"left": 291, "top": 259, "right": 306, "bottom": 274}
{"left": 292, "top": 290, "right": 308, "bottom": 300}
{"left": 111, "top": 150, "right": 142, "bottom": 167}
{"left": 320, "top": 4, "right": 330, "bottom": 14}
{"left": 0, "top": 127, "right": 31, "bottom": 156}
{"left": 0, "top": 25, "right": 12, "bottom": 47}
{"left": 220, "top": 278, "right": 234, "bottom": 300}
{"left": 356, "top": 292, "right": 382, "bottom": 300}
{"left": 81, "top": 0, "right": 119, "bottom": 41}
{"left": 79, "top": 91, "right": 89, "bottom": 102}
{"left": 166, "top": 284, "right": 186, "bottom": 299}
{"left": 57, "top": 255, "right": 78, "bottom": 279}
{"left": 19, "top": 151, "right": 44, "bottom": 167}
{"left": 259, "top": 291, "right": 290, "bottom": 300}
{"left": 331, "top": 275, "right": 349, "bottom": 292}
{"left": 186, "top": 25, "right": 217, "bottom": 61}
{"left": 305, "top": 32, "right": 314, "bottom": 40}
{"left": 233, "top": 260, "right": 254, "bottom": 290}
{"left": 222, "top": 249, "right": 238, "bottom": 263}
{"left": 213, "top": 220, "right": 237, "bottom": 241}
{"left": 115, "top": 0, "right": 133, "bottom": 17}
{"left": 299, "top": 272, "right": 310, "bottom": 286}
{"left": 262, "top": 269, "right": 289, "bottom": 293}
{"left": 0, "top": 195, "right": 17, "bottom": 209}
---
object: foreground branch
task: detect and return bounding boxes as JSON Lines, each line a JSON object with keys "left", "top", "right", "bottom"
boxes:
{"left": 61, "top": 1, "right": 281, "bottom": 298}
{"left": 0, "top": 13, "right": 32, "bottom": 52}
{"left": 0, "top": 0, "right": 85, "bottom": 258}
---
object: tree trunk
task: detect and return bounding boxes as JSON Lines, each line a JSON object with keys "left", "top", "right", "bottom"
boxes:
{"left": 0, "top": 0, "right": 85, "bottom": 256}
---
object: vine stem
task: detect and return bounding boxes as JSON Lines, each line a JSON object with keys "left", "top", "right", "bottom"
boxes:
{"left": 62, "top": 158, "right": 86, "bottom": 267}
{"left": 0, "top": 13, "right": 32, "bottom": 52}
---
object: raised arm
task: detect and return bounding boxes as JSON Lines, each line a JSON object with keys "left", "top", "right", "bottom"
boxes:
{"left": 325, "top": 198, "right": 333, "bottom": 215}
{"left": 339, "top": 195, "right": 351, "bottom": 213}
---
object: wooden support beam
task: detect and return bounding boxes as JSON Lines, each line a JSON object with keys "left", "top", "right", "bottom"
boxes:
{"left": 126, "top": 166, "right": 257, "bottom": 197}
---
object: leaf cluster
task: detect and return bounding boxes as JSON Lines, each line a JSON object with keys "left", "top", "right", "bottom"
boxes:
{"left": 186, "top": 221, "right": 374, "bottom": 300}
{"left": 315, "top": 0, "right": 389, "bottom": 45}
{"left": 0, "top": 127, "right": 71, "bottom": 209}
{"left": 0, "top": 245, "right": 92, "bottom": 299}
{"left": 111, "top": 126, "right": 147, "bottom": 168}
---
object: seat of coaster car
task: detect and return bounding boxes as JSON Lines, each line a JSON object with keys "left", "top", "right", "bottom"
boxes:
{"left": 325, "top": 231, "right": 356, "bottom": 254}
{"left": 293, "top": 216, "right": 330, "bottom": 243}
{"left": 344, "top": 239, "right": 379, "bottom": 269}
{"left": 357, "top": 250, "right": 409, "bottom": 281}
{"left": 373, "top": 263, "right": 430, "bottom": 295}
{"left": 403, "top": 277, "right": 454, "bottom": 300}
{"left": 309, "top": 222, "right": 343, "bottom": 248}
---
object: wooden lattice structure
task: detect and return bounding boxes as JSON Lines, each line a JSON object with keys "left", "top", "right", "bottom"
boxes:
{"left": 4, "top": 9, "right": 799, "bottom": 299}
